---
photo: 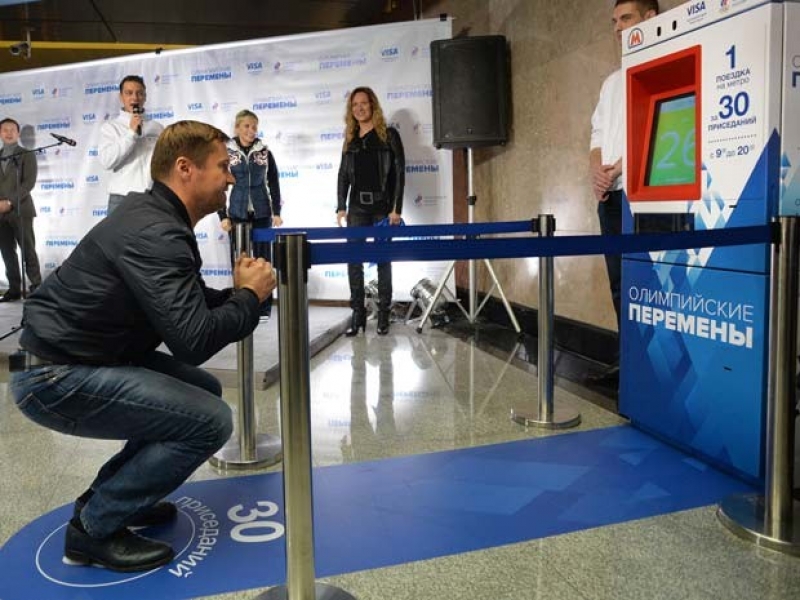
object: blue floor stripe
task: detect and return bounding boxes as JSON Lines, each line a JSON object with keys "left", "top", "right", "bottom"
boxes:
{"left": 0, "top": 425, "right": 756, "bottom": 599}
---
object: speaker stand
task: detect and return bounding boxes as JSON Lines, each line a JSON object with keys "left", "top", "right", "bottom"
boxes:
{"left": 416, "top": 148, "right": 521, "bottom": 335}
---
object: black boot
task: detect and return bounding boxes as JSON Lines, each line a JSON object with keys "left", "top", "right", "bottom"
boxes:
{"left": 376, "top": 262, "right": 392, "bottom": 336}
{"left": 377, "top": 310, "right": 390, "bottom": 335}
{"left": 345, "top": 310, "right": 366, "bottom": 337}
{"left": 346, "top": 260, "right": 367, "bottom": 337}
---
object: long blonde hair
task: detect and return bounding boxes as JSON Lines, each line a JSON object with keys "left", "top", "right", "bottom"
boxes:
{"left": 343, "top": 86, "right": 388, "bottom": 147}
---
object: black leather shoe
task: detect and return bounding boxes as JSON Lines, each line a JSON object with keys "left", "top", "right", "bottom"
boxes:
{"left": 64, "top": 522, "right": 175, "bottom": 572}
{"left": 74, "top": 499, "right": 178, "bottom": 529}
{"left": 376, "top": 311, "right": 390, "bottom": 335}
{"left": 0, "top": 291, "right": 21, "bottom": 302}
{"left": 345, "top": 311, "right": 366, "bottom": 337}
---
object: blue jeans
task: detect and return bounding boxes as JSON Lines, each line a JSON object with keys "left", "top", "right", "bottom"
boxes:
{"left": 10, "top": 351, "right": 232, "bottom": 538}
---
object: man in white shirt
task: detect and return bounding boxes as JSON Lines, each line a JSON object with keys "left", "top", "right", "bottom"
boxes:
{"left": 99, "top": 75, "right": 164, "bottom": 215}
{"left": 589, "top": 0, "right": 659, "bottom": 383}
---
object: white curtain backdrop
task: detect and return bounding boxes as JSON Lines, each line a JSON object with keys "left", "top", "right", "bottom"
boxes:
{"left": 0, "top": 18, "right": 453, "bottom": 300}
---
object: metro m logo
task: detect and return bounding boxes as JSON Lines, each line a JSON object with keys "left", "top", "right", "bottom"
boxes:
{"left": 628, "top": 28, "right": 644, "bottom": 49}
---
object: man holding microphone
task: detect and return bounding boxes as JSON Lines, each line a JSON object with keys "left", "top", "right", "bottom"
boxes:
{"left": 100, "top": 75, "right": 164, "bottom": 215}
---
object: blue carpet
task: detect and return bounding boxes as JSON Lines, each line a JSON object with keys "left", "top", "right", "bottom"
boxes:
{"left": 0, "top": 425, "right": 756, "bottom": 599}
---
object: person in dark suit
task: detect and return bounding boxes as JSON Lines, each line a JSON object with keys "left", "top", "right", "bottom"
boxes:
{"left": 0, "top": 117, "right": 42, "bottom": 301}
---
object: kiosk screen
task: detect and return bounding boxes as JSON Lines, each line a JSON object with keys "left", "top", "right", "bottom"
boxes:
{"left": 645, "top": 93, "right": 697, "bottom": 187}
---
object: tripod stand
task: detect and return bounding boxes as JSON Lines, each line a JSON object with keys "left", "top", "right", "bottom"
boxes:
{"left": 415, "top": 147, "right": 521, "bottom": 334}
{"left": 0, "top": 137, "right": 56, "bottom": 341}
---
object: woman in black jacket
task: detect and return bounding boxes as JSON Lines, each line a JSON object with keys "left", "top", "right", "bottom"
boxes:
{"left": 336, "top": 86, "right": 405, "bottom": 336}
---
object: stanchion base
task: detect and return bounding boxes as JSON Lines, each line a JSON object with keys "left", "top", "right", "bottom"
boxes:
{"left": 510, "top": 406, "right": 581, "bottom": 430}
{"left": 256, "top": 582, "right": 357, "bottom": 600}
{"left": 208, "top": 433, "right": 282, "bottom": 471}
{"left": 717, "top": 493, "right": 800, "bottom": 556}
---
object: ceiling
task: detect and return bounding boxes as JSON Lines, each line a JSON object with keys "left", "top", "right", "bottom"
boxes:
{"left": 0, "top": 0, "right": 420, "bottom": 73}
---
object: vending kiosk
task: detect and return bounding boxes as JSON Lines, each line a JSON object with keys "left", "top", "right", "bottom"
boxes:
{"left": 620, "top": 0, "right": 799, "bottom": 482}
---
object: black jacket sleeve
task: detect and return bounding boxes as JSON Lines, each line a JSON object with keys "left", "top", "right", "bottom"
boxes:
{"left": 267, "top": 151, "right": 282, "bottom": 217}
{"left": 336, "top": 149, "right": 350, "bottom": 213}
{"left": 118, "top": 224, "right": 260, "bottom": 365}
{"left": 387, "top": 128, "right": 405, "bottom": 214}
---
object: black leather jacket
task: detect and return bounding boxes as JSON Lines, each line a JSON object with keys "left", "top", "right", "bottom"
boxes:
{"left": 20, "top": 181, "right": 261, "bottom": 366}
{"left": 337, "top": 126, "right": 405, "bottom": 214}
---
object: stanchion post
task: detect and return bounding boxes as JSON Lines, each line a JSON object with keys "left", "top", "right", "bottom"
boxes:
{"left": 236, "top": 222, "right": 257, "bottom": 461}
{"left": 259, "top": 233, "right": 356, "bottom": 600}
{"left": 717, "top": 217, "right": 800, "bottom": 554}
{"left": 510, "top": 214, "right": 581, "bottom": 429}
{"left": 210, "top": 221, "right": 282, "bottom": 470}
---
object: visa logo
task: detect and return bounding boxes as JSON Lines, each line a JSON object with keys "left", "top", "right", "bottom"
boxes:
{"left": 381, "top": 47, "right": 399, "bottom": 57}
{"left": 316, "top": 91, "right": 331, "bottom": 100}
{"left": 83, "top": 113, "right": 96, "bottom": 121}
{"left": 40, "top": 206, "right": 52, "bottom": 213}
{"left": 196, "top": 232, "right": 209, "bottom": 240}
{"left": 32, "top": 88, "right": 45, "bottom": 98}
{"left": 86, "top": 175, "right": 99, "bottom": 183}
{"left": 687, "top": 1, "right": 706, "bottom": 15}
{"left": 188, "top": 102, "right": 203, "bottom": 111}
{"left": 247, "top": 62, "right": 263, "bottom": 71}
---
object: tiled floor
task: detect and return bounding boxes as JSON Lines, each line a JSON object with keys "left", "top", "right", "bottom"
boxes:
{"left": 2, "top": 317, "right": 800, "bottom": 600}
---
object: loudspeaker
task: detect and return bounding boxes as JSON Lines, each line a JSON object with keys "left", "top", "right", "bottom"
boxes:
{"left": 430, "top": 35, "right": 509, "bottom": 149}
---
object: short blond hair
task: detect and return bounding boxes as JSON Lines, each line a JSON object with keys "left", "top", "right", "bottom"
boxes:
{"left": 151, "top": 120, "right": 229, "bottom": 182}
{"left": 234, "top": 109, "right": 258, "bottom": 129}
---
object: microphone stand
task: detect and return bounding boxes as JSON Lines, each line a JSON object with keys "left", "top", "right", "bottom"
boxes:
{"left": 0, "top": 139, "right": 61, "bottom": 341}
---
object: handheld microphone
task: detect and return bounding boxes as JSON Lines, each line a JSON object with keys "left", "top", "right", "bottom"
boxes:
{"left": 132, "top": 103, "right": 143, "bottom": 136}
{"left": 50, "top": 133, "right": 77, "bottom": 147}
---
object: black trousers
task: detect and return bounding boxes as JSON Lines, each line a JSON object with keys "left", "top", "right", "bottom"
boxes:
{"left": 597, "top": 190, "right": 622, "bottom": 330}
{"left": 0, "top": 214, "right": 42, "bottom": 293}
{"left": 347, "top": 210, "right": 392, "bottom": 314}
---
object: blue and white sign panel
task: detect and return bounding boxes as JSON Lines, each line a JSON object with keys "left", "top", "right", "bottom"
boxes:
{"left": 0, "top": 18, "right": 454, "bottom": 300}
{"left": 619, "top": 0, "right": 798, "bottom": 481}
{"left": 780, "top": 1, "right": 800, "bottom": 215}
{"left": 621, "top": 261, "right": 768, "bottom": 480}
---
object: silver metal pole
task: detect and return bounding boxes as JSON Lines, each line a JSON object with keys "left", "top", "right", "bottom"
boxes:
{"left": 260, "top": 234, "right": 355, "bottom": 600}
{"left": 538, "top": 214, "right": 555, "bottom": 423}
{"left": 210, "top": 222, "right": 282, "bottom": 470}
{"left": 717, "top": 217, "right": 800, "bottom": 554}
{"left": 237, "top": 223, "right": 257, "bottom": 461}
{"left": 767, "top": 217, "right": 799, "bottom": 532}
{"left": 511, "top": 215, "right": 580, "bottom": 429}
{"left": 467, "top": 148, "right": 477, "bottom": 322}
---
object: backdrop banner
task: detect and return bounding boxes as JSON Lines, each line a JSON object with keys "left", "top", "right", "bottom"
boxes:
{"left": 0, "top": 18, "right": 453, "bottom": 300}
